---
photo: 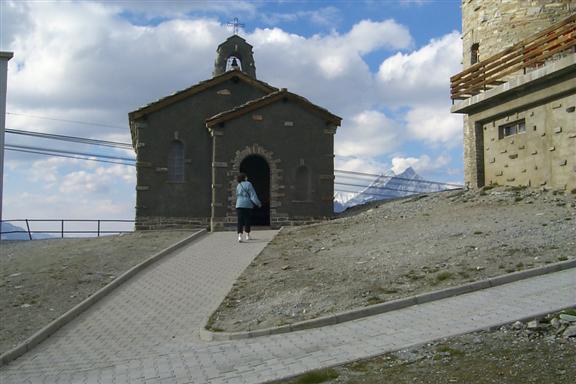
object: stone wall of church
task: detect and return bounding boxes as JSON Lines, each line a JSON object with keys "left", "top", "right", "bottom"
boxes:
{"left": 135, "top": 216, "right": 210, "bottom": 231}
{"left": 133, "top": 78, "right": 270, "bottom": 229}
{"left": 210, "top": 99, "right": 336, "bottom": 231}
{"left": 459, "top": 0, "right": 575, "bottom": 189}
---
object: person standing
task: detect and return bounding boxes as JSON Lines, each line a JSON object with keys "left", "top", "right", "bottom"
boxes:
{"left": 235, "top": 172, "right": 261, "bottom": 242}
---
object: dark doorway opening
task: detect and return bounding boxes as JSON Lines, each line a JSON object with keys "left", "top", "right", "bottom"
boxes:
{"left": 240, "top": 155, "right": 270, "bottom": 226}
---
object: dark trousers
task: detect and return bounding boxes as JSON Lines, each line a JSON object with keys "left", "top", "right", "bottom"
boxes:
{"left": 236, "top": 208, "right": 252, "bottom": 233}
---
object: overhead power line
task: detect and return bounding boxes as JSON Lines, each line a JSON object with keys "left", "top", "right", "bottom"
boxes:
{"left": 5, "top": 144, "right": 136, "bottom": 163}
{"left": 4, "top": 128, "right": 461, "bottom": 189}
{"left": 334, "top": 181, "right": 454, "bottom": 195}
{"left": 6, "top": 147, "right": 137, "bottom": 167}
{"left": 335, "top": 169, "right": 463, "bottom": 188}
{"left": 6, "top": 128, "right": 133, "bottom": 149}
{"left": 6, "top": 112, "right": 126, "bottom": 130}
{"left": 334, "top": 188, "right": 411, "bottom": 199}
{"left": 6, "top": 147, "right": 457, "bottom": 195}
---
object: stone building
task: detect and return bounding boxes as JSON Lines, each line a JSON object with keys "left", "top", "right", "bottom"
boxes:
{"left": 129, "top": 35, "right": 341, "bottom": 230}
{"left": 451, "top": 1, "right": 575, "bottom": 191}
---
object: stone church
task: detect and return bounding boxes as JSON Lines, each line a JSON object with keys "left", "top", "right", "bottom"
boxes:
{"left": 451, "top": 2, "right": 575, "bottom": 191}
{"left": 129, "top": 34, "right": 341, "bottom": 231}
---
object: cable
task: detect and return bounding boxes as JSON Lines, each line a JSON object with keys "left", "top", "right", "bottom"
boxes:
{"left": 335, "top": 181, "right": 453, "bottom": 196}
{"left": 5, "top": 144, "right": 136, "bottom": 162}
{"left": 6, "top": 112, "right": 126, "bottom": 130}
{"left": 334, "top": 189, "right": 400, "bottom": 199}
{"left": 335, "top": 169, "right": 463, "bottom": 187}
{"left": 5, "top": 129, "right": 462, "bottom": 188}
{"left": 6, "top": 147, "right": 451, "bottom": 199}
{"left": 6, "top": 147, "right": 137, "bottom": 166}
{"left": 6, "top": 128, "right": 133, "bottom": 149}
{"left": 4, "top": 130, "right": 460, "bottom": 190}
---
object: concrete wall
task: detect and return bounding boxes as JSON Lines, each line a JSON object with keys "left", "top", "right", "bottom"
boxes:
{"left": 133, "top": 78, "right": 269, "bottom": 229}
{"left": 459, "top": 0, "right": 575, "bottom": 189}
{"left": 453, "top": 55, "right": 576, "bottom": 191}
{"left": 210, "top": 100, "right": 335, "bottom": 230}
{"left": 482, "top": 94, "right": 575, "bottom": 189}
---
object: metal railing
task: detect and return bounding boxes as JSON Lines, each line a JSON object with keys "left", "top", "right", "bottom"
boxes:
{"left": 451, "top": 14, "right": 576, "bottom": 101}
{"left": 0, "top": 219, "right": 135, "bottom": 240}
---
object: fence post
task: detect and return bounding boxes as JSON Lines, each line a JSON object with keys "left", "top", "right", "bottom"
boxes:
{"left": 25, "top": 219, "right": 32, "bottom": 240}
{"left": 97, "top": 220, "right": 101, "bottom": 237}
{"left": 61, "top": 220, "right": 64, "bottom": 239}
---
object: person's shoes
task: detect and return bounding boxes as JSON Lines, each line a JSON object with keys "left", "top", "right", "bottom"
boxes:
{"left": 238, "top": 234, "right": 242, "bottom": 243}
{"left": 244, "top": 233, "right": 251, "bottom": 241}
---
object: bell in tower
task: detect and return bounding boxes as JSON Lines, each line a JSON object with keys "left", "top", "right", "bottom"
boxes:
{"left": 227, "top": 56, "right": 241, "bottom": 71}
{"left": 213, "top": 35, "right": 256, "bottom": 79}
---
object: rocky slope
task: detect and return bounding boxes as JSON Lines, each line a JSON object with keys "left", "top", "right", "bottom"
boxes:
{"left": 208, "top": 186, "right": 576, "bottom": 332}
{"left": 0, "top": 231, "right": 193, "bottom": 354}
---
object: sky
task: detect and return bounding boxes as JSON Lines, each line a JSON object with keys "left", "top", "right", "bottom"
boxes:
{"left": 0, "top": 0, "right": 464, "bottom": 230}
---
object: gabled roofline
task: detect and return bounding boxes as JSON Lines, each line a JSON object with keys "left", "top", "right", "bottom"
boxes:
{"left": 128, "top": 70, "right": 277, "bottom": 121}
{"left": 205, "top": 89, "right": 342, "bottom": 128}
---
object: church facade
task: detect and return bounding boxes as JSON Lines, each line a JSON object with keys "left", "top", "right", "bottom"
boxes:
{"left": 129, "top": 35, "right": 341, "bottom": 231}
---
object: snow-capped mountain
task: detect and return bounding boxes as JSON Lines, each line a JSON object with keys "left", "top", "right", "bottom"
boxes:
{"left": 334, "top": 167, "right": 456, "bottom": 213}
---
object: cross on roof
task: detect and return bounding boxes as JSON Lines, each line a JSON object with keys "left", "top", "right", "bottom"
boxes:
{"left": 227, "top": 17, "right": 244, "bottom": 35}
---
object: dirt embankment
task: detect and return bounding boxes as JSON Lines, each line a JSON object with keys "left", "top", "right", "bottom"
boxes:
{"left": 208, "top": 187, "right": 575, "bottom": 332}
{"left": 0, "top": 231, "right": 193, "bottom": 355}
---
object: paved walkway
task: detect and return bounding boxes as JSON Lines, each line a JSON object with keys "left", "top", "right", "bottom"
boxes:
{"left": 1, "top": 230, "right": 574, "bottom": 384}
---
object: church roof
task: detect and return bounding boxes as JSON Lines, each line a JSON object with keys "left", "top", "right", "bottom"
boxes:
{"left": 205, "top": 89, "right": 342, "bottom": 128}
{"left": 128, "top": 70, "right": 277, "bottom": 121}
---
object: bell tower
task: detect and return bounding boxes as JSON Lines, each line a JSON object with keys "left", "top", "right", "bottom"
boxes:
{"left": 213, "top": 35, "right": 257, "bottom": 79}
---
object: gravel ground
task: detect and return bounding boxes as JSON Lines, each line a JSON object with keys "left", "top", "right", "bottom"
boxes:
{"left": 274, "top": 309, "right": 576, "bottom": 384}
{"left": 0, "top": 230, "right": 194, "bottom": 355}
{"left": 208, "top": 186, "right": 575, "bottom": 332}
{"left": 1, "top": 186, "right": 574, "bottom": 382}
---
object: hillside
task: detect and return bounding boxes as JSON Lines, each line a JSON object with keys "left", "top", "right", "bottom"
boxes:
{"left": 1, "top": 186, "right": 574, "bottom": 363}
{"left": 0, "top": 231, "right": 193, "bottom": 354}
{"left": 208, "top": 186, "right": 575, "bottom": 332}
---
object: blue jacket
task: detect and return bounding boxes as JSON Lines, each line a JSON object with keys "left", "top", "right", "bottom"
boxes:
{"left": 236, "top": 181, "right": 261, "bottom": 209}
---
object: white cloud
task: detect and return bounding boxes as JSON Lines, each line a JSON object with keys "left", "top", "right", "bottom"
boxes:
{"left": 347, "top": 19, "right": 413, "bottom": 53}
{"left": 405, "top": 105, "right": 463, "bottom": 146}
{"left": 4, "top": 192, "right": 132, "bottom": 221}
{"left": 335, "top": 156, "right": 390, "bottom": 175}
{"left": 335, "top": 110, "right": 401, "bottom": 157}
{"left": 28, "top": 157, "right": 76, "bottom": 187}
{"left": 391, "top": 154, "right": 451, "bottom": 174}
{"left": 250, "top": 19, "right": 412, "bottom": 114}
{"left": 2, "top": 1, "right": 465, "bottom": 220}
{"left": 59, "top": 165, "right": 136, "bottom": 194}
{"left": 377, "top": 31, "right": 462, "bottom": 106}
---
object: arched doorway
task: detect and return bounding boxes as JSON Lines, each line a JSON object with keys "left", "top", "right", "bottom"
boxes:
{"left": 240, "top": 155, "right": 270, "bottom": 226}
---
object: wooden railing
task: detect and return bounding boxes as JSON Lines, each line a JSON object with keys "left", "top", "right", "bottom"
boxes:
{"left": 451, "top": 14, "right": 576, "bottom": 101}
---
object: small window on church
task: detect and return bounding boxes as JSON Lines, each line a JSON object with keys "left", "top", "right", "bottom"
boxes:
{"left": 471, "top": 43, "right": 480, "bottom": 65}
{"left": 168, "top": 140, "right": 185, "bottom": 183}
{"left": 295, "top": 166, "right": 311, "bottom": 201}
{"left": 226, "top": 56, "right": 242, "bottom": 72}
